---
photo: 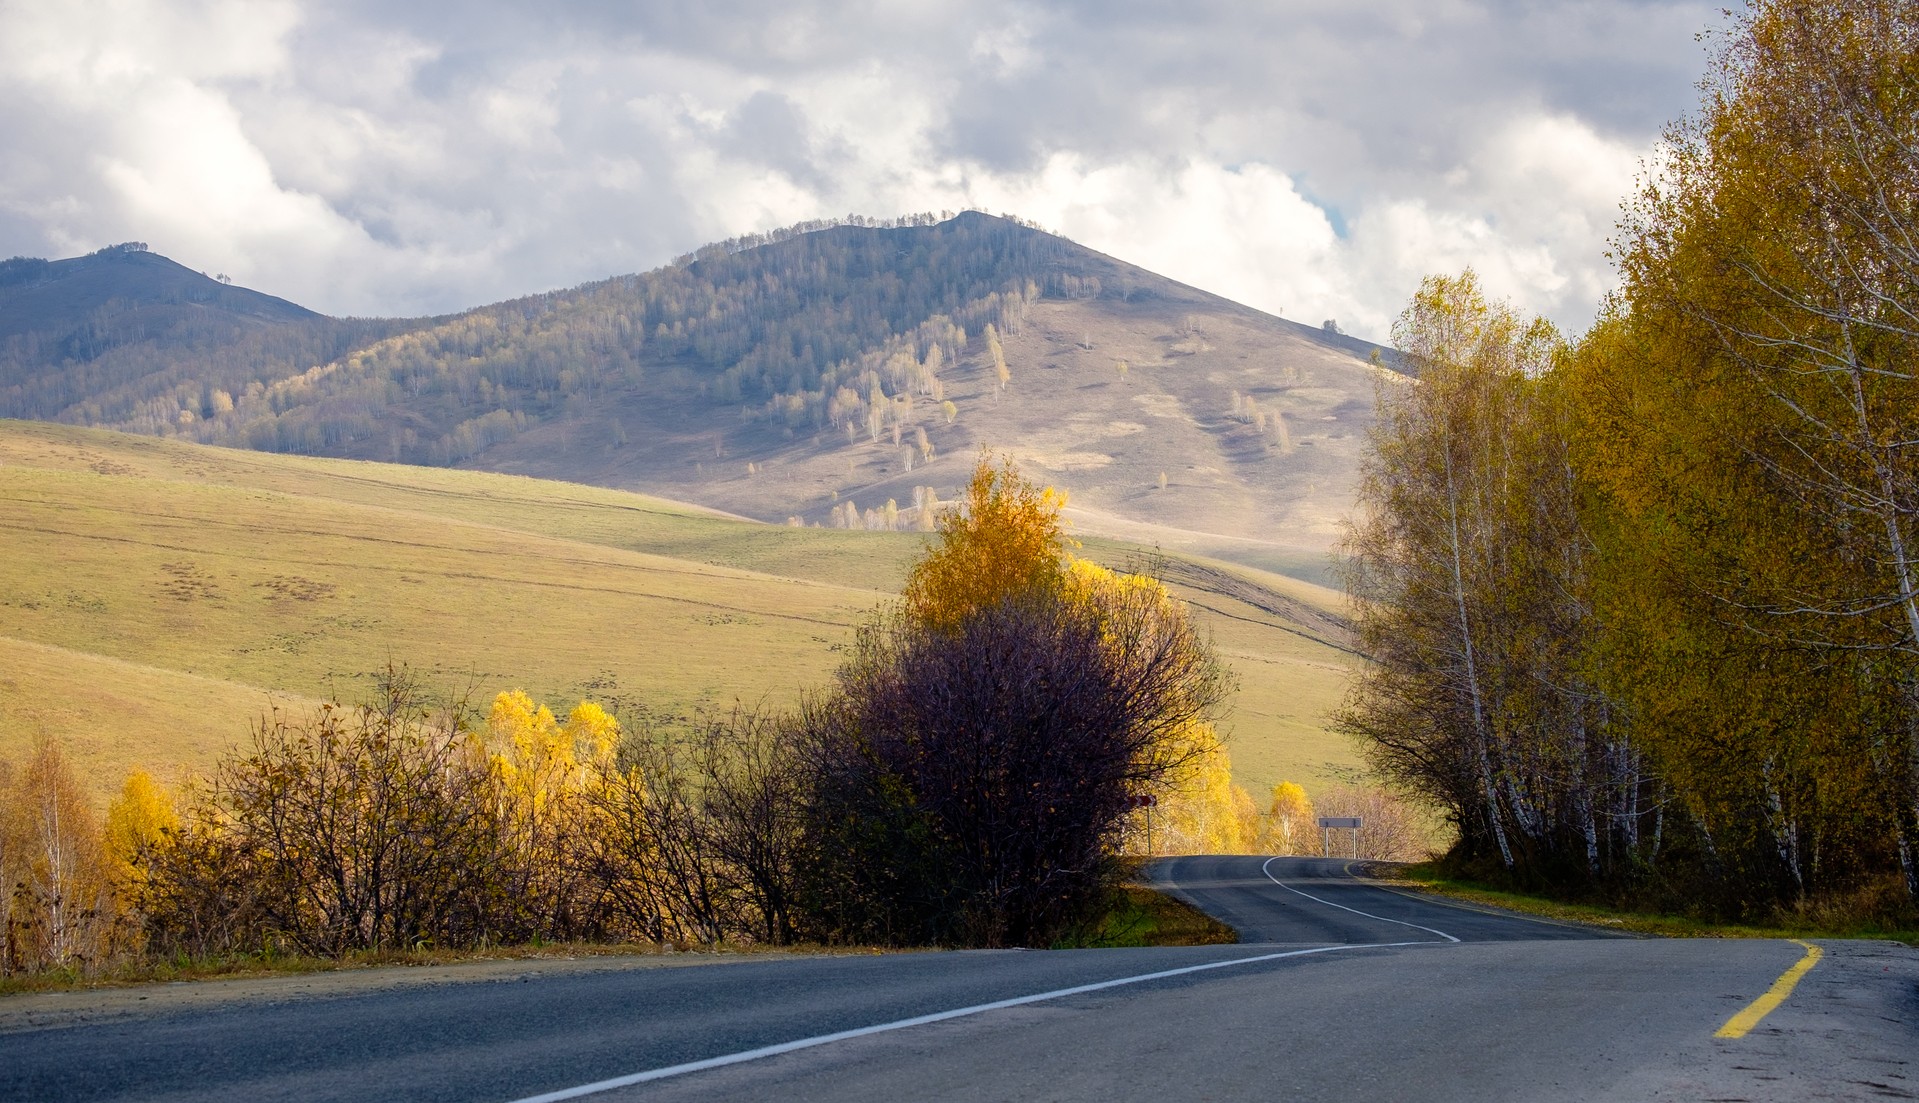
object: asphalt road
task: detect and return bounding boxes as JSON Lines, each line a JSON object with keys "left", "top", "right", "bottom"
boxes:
{"left": 4, "top": 857, "right": 1914, "bottom": 1102}
{"left": 1149, "top": 854, "right": 1618, "bottom": 943}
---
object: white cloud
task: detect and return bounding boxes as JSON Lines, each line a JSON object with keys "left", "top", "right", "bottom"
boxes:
{"left": 931, "top": 155, "right": 1347, "bottom": 320}
{"left": 0, "top": 0, "right": 298, "bottom": 87}
{"left": 0, "top": 0, "right": 1721, "bottom": 336}
{"left": 0, "top": 0, "right": 377, "bottom": 288}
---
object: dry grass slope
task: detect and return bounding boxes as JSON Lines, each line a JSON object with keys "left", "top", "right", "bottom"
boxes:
{"left": 0, "top": 420, "right": 1360, "bottom": 809}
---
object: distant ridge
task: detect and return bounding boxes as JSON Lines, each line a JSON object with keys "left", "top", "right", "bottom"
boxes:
{"left": 0, "top": 243, "right": 418, "bottom": 436}
{"left": 0, "top": 243, "right": 320, "bottom": 333}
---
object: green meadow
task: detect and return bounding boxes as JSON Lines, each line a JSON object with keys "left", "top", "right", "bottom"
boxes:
{"left": 0, "top": 420, "right": 1360, "bottom": 809}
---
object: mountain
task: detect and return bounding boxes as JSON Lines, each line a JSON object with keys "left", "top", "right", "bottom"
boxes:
{"left": 0, "top": 214, "right": 1401, "bottom": 584}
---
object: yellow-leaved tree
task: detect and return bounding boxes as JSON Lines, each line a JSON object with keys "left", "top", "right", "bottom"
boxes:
{"left": 1145, "top": 735, "right": 1259, "bottom": 855}
{"left": 1059, "top": 558, "right": 1252, "bottom": 855}
{"left": 0, "top": 740, "right": 116, "bottom": 974}
{"left": 901, "top": 453, "right": 1069, "bottom": 634}
{"left": 104, "top": 770, "right": 178, "bottom": 887}
{"left": 488, "top": 691, "right": 622, "bottom": 938}
{"left": 1574, "top": 0, "right": 1919, "bottom": 906}
{"left": 102, "top": 770, "right": 179, "bottom": 954}
{"left": 1265, "top": 781, "right": 1317, "bottom": 856}
{"left": 805, "top": 454, "right": 1234, "bottom": 945}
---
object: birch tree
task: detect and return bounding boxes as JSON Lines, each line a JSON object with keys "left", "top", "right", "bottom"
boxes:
{"left": 1341, "top": 273, "right": 1645, "bottom": 879}
{"left": 1594, "top": 0, "right": 1919, "bottom": 900}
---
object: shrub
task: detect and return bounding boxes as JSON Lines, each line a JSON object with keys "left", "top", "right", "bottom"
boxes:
{"left": 798, "top": 458, "right": 1230, "bottom": 946}
{"left": 139, "top": 671, "right": 502, "bottom": 956}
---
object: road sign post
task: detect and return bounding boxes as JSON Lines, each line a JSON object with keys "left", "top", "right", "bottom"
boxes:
{"left": 1318, "top": 816, "right": 1363, "bottom": 859}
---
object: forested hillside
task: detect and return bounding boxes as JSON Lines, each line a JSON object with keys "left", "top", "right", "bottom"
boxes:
{"left": 0, "top": 213, "right": 1391, "bottom": 584}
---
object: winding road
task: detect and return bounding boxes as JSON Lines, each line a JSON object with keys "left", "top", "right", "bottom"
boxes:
{"left": 3, "top": 857, "right": 1913, "bottom": 1101}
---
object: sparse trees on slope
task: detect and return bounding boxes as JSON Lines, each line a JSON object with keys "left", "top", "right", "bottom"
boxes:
{"left": 985, "top": 323, "right": 1011, "bottom": 391}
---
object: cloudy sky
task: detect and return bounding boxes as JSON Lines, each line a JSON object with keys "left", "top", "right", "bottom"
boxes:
{"left": 0, "top": 0, "right": 1723, "bottom": 340}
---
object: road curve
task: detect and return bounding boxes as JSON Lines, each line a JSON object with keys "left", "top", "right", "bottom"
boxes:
{"left": 2, "top": 858, "right": 1912, "bottom": 1102}
{"left": 1151, "top": 854, "right": 1617, "bottom": 944}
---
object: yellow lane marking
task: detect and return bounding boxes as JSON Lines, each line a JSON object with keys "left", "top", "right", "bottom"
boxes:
{"left": 1715, "top": 940, "right": 1823, "bottom": 1039}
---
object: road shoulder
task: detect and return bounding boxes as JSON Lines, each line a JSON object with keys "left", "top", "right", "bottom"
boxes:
{"left": 1596, "top": 938, "right": 1919, "bottom": 1102}
{"left": 0, "top": 948, "right": 861, "bottom": 1035}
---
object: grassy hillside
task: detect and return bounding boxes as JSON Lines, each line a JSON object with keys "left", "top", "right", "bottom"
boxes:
{"left": 0, "top": 421, "right": 1360, "bottom": 809}
{"left": 0, "top": 638, "right": 316, "bottom": 804}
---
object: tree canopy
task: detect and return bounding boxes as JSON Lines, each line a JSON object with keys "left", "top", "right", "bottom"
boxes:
{"left": 1347, "top": 1, "right": 1919, "bottom": 915}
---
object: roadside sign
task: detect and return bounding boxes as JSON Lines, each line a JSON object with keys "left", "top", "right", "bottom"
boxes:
{"left": 1317, "top": 816, "right": 1363, "bottom": 859}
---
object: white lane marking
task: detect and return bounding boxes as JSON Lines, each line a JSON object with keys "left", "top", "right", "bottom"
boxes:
{"left": 1261, "top": 856, "right": 1461, "bottom": 944}
{"left": 1345, "top": 865, "right": 1610, "bottom": 934}
{"left": 505, "top": 942, "right": 1425, "bottom": 1103}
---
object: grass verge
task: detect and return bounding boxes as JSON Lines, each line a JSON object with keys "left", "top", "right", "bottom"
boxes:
{"left": 2, "top": 891, "right": 1235, "bottom": 996}
{"left": 1057, "top": 884, "right": 1239, "bottom": 949}
{"left": 1370, "top": 862, "right": 1919, "bottom": 946}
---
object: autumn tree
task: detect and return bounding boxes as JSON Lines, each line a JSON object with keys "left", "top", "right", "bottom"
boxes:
{"left": 103, "top": 770, "right": 178, "bottom": 951}
{"left": 585, "top": 708, "right": 809, "bottom": 946}
{"left": 129, "top": 673, "right": 668, "bottom": 957}
{"left": 1335, "top": 1, "right": 1919, "bottom": 915}
{"left": 802, "top": 456, "right": 1231, "bottom": 945}
{"left": 587, "top": 725, "right": 735, "bottom": 944}
{"left": 0, "top": 740, "right": 117, "bottom": 974}
{"left": 1143, "top": 735, "right": 1258, "bottom": 855}
{"left": 1578, "top": 0, "right": 1919, "bottom": 903}
{"left": 684, "top": 710, "right": 809, "bottom": 944}
{"left": 135, "top": 671, "right": 503, "bottom": 955}
{"left": 1264, "top": 781, "right": 1317, "bottom": 856}
{"left": 1313, "top": 782, "right": 1440, "bottom": 863}
{"left": 487, "top": 693, "right": 622, "bottom": 939}
{"left": 103, "top": 771, "right": 178, "bottom": 884}
{"left": 1340, "top": 272, "right": 1650, "bottom": 884}
{"left": 900, "top": 454, "right": 1069, "bottom": 633}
